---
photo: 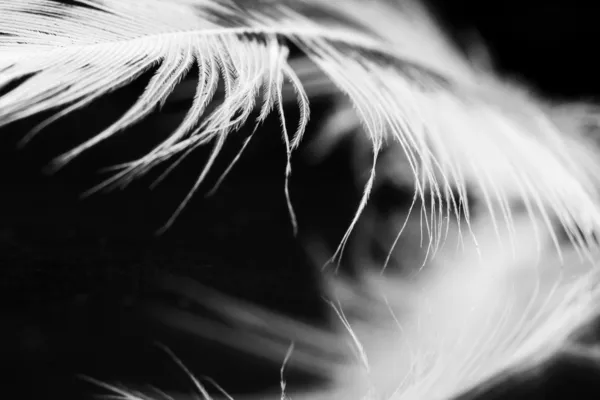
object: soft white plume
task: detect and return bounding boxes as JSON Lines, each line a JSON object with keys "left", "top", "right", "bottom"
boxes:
{"left": 136, "top": 210, "right": 600, "bottom": 400}
{"left": 2, "top": 0, "right": 600, "bottom": 251}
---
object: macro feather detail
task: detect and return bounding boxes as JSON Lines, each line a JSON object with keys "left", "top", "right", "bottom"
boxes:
{"left": 2, "top": 1, "right": 600, "bottom": 400}
{"left": 1, "top": 0, "right": 600, "bottom": 251}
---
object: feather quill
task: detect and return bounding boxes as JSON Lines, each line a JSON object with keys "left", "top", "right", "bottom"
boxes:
{"left": 2, "top": 1, "right": 600, "bottom": 400}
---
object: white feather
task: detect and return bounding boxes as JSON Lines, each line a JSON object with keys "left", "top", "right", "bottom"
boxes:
{"left": 2, "top": 1, "right": 600, "bottom": 399}
{"left": 2, "top": 0, "right": 600, "bottom": 251}
{"left": 135, "top": 211, "right": 600, "bottom": 400}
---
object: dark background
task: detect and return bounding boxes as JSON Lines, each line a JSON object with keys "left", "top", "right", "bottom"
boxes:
{"left": 1, "top": 1, "right": 600, "bottom": 399}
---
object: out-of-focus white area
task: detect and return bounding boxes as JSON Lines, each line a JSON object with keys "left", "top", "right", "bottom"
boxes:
{"left": 318, "top": 206, "right": 600, "bottom": 400}
{"left": 144, "top": 204, "right": 600, "bottom": 400}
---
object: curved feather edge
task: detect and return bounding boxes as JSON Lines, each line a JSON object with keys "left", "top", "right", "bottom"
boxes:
{"left": 1, "top": 0, "right": 600, "bottom": 258}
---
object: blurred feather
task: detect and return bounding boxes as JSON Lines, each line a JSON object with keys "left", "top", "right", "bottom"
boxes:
{"left": 127, "top": 211, "right": 600, "bottom": 400}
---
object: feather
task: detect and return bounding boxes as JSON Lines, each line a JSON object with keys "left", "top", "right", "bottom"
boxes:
{"left": 116, "top": 211, "right": 600, "bottom": 400}
{"left": 2, "top": 0, "right": 600, "bottom": 253}
{"left": 68, "top": 218, "right": 600, "bottom": 397}
{"left": 3, "top": 1, "right": 600, "bottom": 399}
